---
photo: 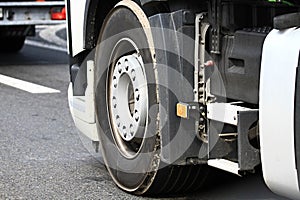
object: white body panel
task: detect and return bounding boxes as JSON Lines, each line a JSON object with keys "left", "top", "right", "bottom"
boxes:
{"left": 208, "top": 159, "right": 240, "bottom": 175}
{"left": 67, "top": 1, "right": 97, "bottom": 140}
{"left": 68, "top": 0, "right": 86, "bottom": 56}
{"left": 260, "top": 28, "right": 300, "bottom": 199}
{"left": 68, "top": 61, "right": 99, "bottom": 141}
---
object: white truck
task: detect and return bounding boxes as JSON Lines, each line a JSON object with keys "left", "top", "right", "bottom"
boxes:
{"left": 66, "top": 0, "right": 300, "bottom": 199}
{"left": 0, "top": 0, "right": 65, "bottom": 52}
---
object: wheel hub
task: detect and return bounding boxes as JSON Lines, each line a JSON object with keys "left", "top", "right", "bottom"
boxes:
{"left": 110, "top": 54, "right": 148, "bottom": 142}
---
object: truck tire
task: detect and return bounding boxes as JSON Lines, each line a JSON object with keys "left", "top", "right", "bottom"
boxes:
{"left": 94, "top": 2, "right": 209, "bottom": 195}
{"left": 0, "top": 37, "right": 25, "bottom": 52}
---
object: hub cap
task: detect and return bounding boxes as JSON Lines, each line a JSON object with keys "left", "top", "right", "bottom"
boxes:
{"left": 109, "top": 52, "right": 148, "bottom": 156}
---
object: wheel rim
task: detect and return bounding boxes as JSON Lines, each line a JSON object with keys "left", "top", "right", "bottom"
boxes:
{"left": 108, "top": 38, "right": 148, "bottom": 159}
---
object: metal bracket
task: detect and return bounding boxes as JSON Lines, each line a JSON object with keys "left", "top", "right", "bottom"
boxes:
{"left": 238, "top": 110, "right": 260, "bottom": 170}
{"left": 207, "top": 102, "right": 260, "bottom": 172}
{"left": 194, "top": 13, "right": 210, "bottom": 104}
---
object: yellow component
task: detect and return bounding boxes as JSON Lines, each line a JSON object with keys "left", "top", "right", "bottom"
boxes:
{"left": 176, "top": 103, "right": 188, "bottom": 119}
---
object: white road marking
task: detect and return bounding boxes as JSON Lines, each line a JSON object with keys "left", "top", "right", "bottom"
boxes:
{"left": 39, "top": 24, "right": 67, "bottom": 47}
{"left": 25, "top": 40, "right": 67, "bottom": 53}
{"left": 0, "top": 74, "right": 60, "bottom": 94}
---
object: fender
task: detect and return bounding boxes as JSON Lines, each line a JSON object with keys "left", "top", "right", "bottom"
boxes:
{"left": 83, "top": 0, "right": 167, "bottom": 50}
{"left": 66, "top": 0, "right": 87, "bottom": 56}
{"left": 260, "top": 27, "right": 300, "bottom": 199}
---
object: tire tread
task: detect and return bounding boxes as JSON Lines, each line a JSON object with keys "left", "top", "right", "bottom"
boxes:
{"left": 145, "top": 164, "right": 209, "bottom": 195}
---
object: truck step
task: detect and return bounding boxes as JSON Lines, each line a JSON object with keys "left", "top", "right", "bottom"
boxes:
{"left": 208, "top": 159, "right": 240, "bottom": 175}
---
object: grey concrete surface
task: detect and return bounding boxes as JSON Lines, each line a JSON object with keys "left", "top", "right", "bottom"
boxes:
{"left": 0, "top": 46, "right": 141, "bottom": 199}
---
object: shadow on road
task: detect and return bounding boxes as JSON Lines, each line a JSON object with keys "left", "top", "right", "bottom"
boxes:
{"left": 189, "top": 168, "right": 287, "bottom": 200}
{"left": 0, "top": 44, "right": 68, "bottom": 66}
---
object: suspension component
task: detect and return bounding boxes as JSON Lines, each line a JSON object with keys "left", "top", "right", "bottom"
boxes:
{"left": 193, "top": 13, "right": 210, "bottom": 140}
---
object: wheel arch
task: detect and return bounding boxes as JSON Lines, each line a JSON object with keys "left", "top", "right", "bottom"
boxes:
{"left": 83, "top": 0, "right": 118, "bottom": 50}
{"left": 83, "top": 0, "right": 170, "bottom": 50}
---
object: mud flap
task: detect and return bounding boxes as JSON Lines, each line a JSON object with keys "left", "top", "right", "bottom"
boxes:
{"left": 260, "top": 28, "right": 300, "bottom": 199}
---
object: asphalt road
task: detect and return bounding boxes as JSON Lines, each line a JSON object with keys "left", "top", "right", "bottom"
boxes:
{"left": 0, "top": 25, "right": 288, "bottom": 199}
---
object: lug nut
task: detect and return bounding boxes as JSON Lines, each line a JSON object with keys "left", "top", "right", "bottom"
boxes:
{"left": 112, "top": 96, "right": 117, "bottom": 108}
{"left": 135, "top": 89, "right": 140, "bottom": 101}
{"left": 125, "top": 60, "right": 129, "bottom": 71}
{"left": 116, "top": 115, "right": 120, "bottom": 127}
{"left": 130, "top": 124, "right": 134, "bottom": 135}
{"left": 113, "top": 76, "right": 117, "bottom": 88}
{"left": 131, "top": 69, "right": 136, "bottom": 81}
{"left": 122, "top": 126, "right": 127, "bottom": 138}
{"left": 134, "top": 110, "right": 139, "bottom": 122}
{"left": 118, "top": 63, "right": 123, "bottom": 74}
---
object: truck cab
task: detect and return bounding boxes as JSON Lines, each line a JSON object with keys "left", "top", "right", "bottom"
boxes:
{"left": 66, "top": 0, "right": 300, "bottom": 198}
